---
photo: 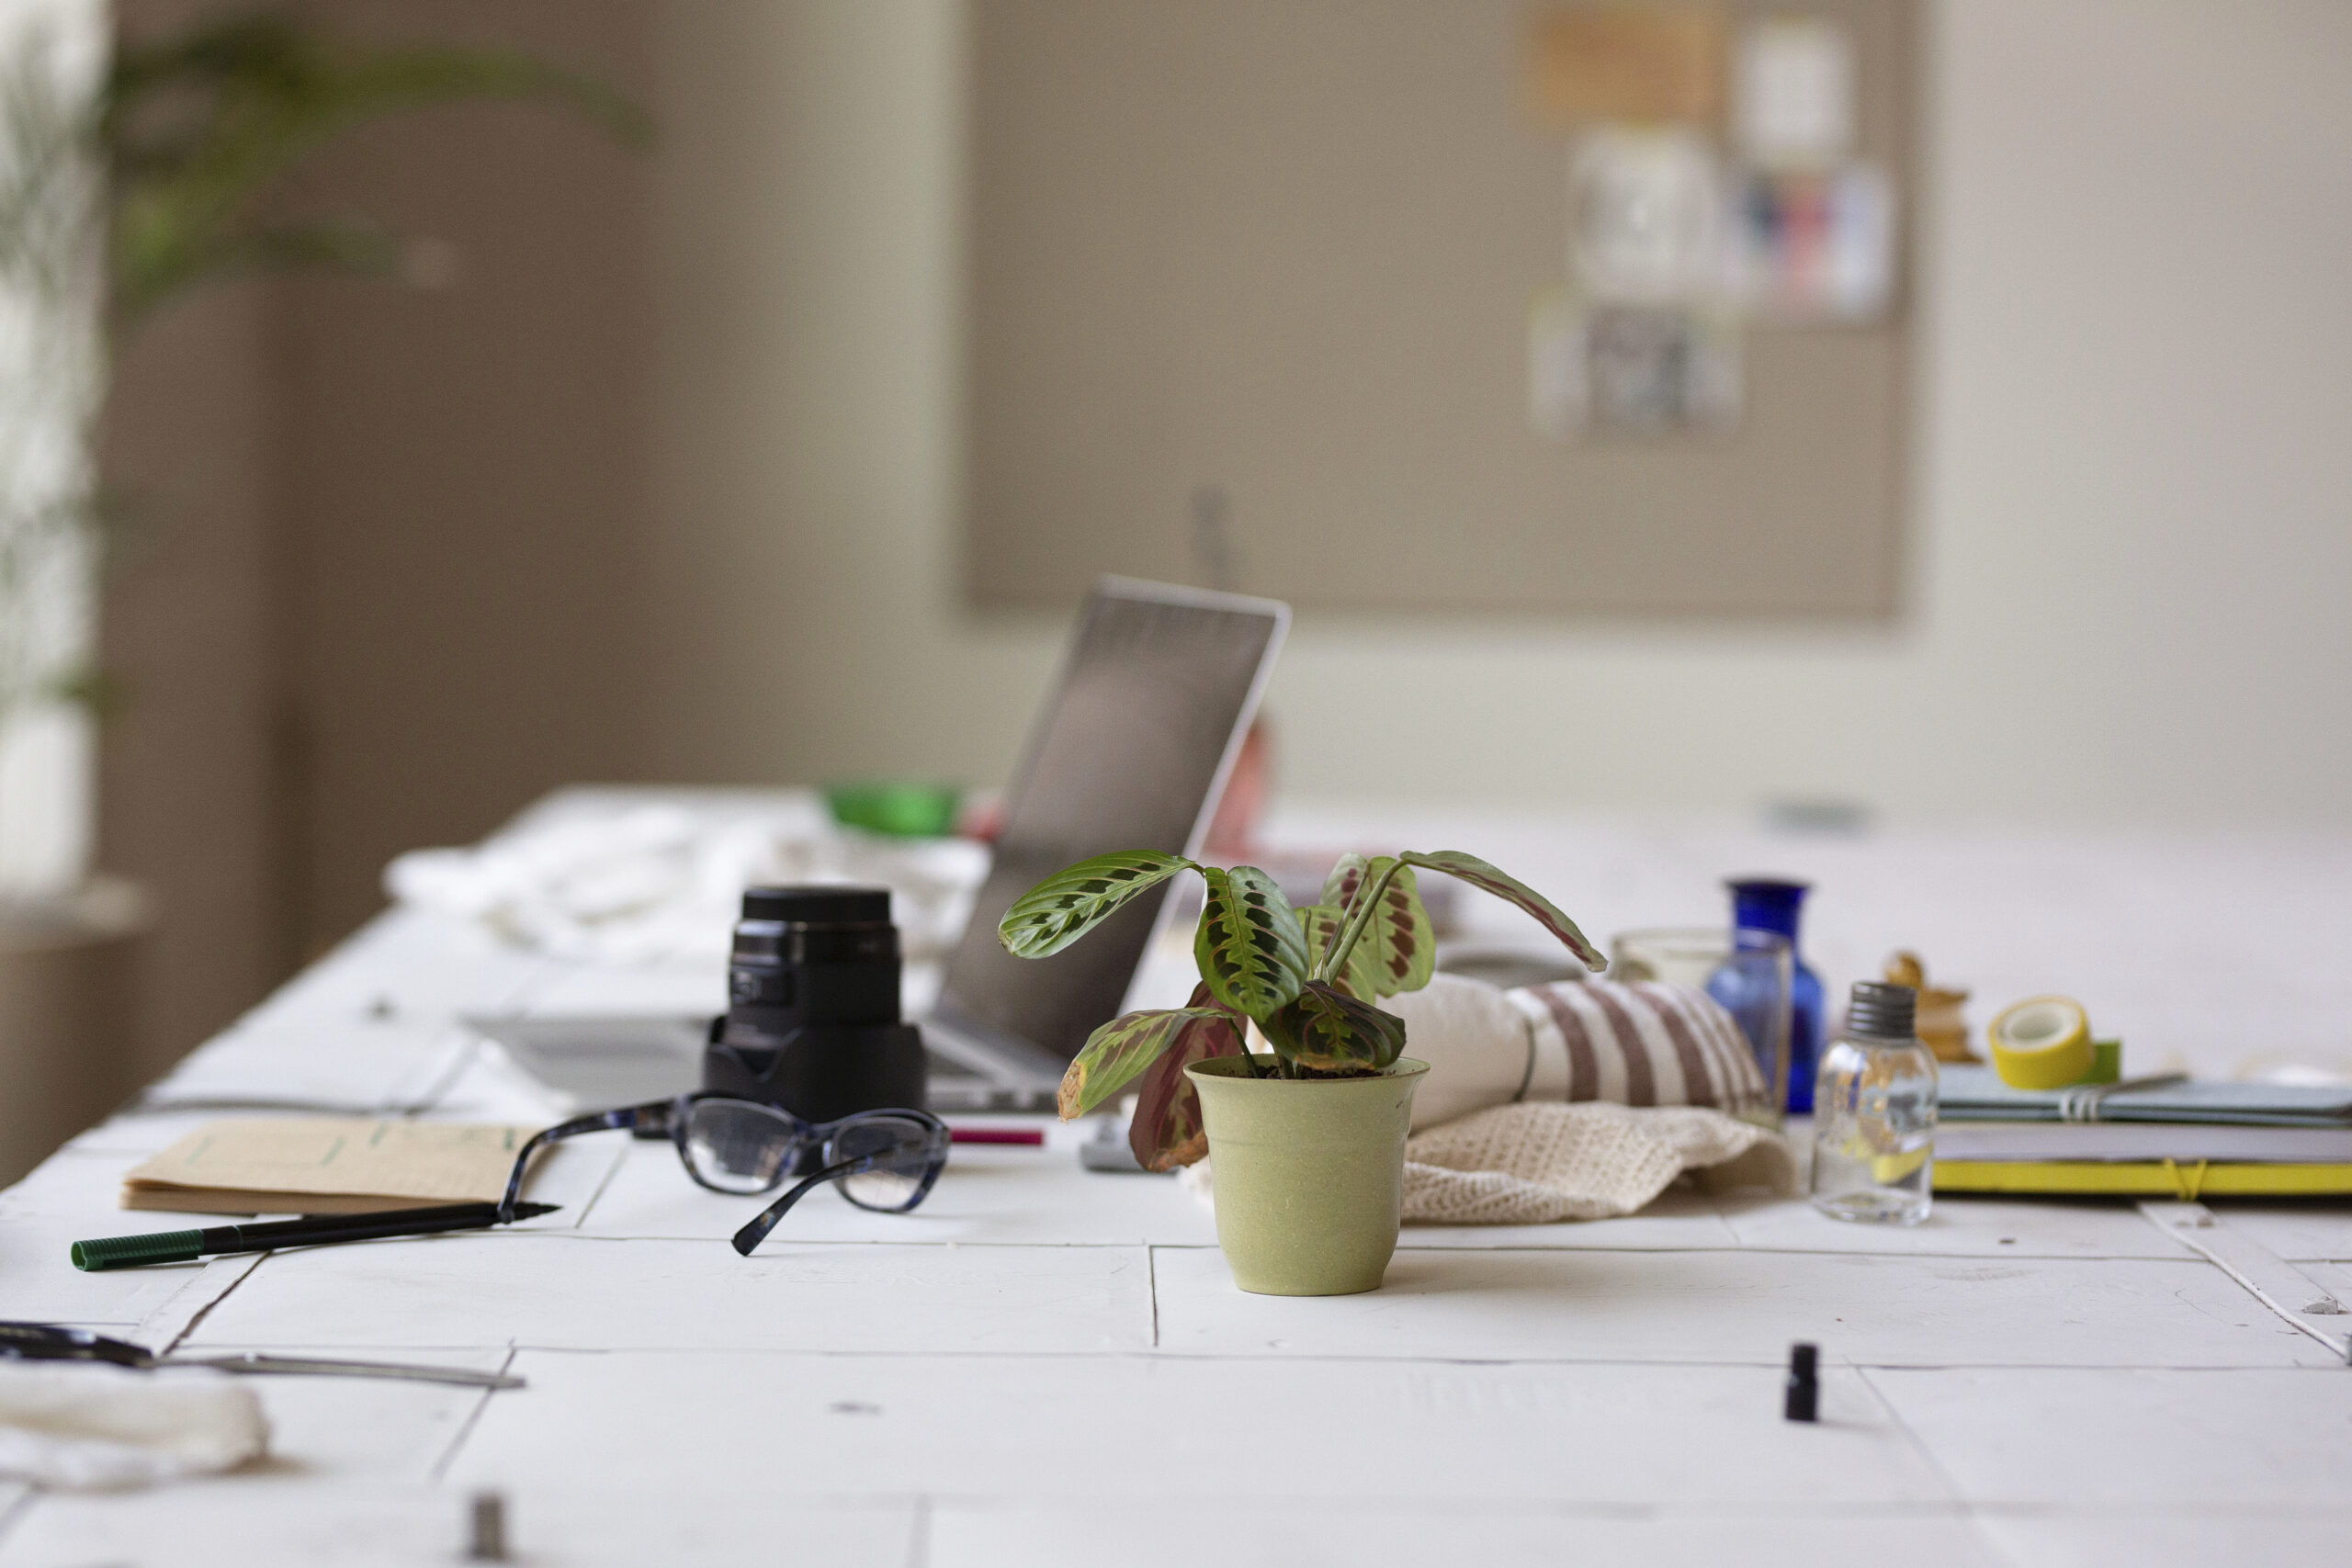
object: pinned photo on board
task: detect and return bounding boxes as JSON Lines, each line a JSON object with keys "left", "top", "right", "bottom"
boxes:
{"left": 1530, "top": 289, "right": 1742, "bottom": 438}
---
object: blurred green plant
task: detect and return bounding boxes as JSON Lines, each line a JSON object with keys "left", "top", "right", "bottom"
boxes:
{"left": 102, "top": 12, "right": 650, "bottom": 328}
{"left": 998, "top": 850, "right": 1607, "bottom": 1170}
{"left": 0, "top": 6, "right": 648, "bottom": 877}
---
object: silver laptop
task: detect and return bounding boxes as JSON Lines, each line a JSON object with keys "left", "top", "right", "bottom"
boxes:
{"left": 481, "top": 578, "right": 1288, "bottom": 1112}
{"left": 921, "top": 578, "right": 1287, "bottom": 1106}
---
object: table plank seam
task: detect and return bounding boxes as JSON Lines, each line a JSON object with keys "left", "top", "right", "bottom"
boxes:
{"left": 1853, "top": 1365, "right": 1985, "bottom": 1525}
{"left": 413, "top": 1231, "right": 2227, "bottom": 1264}
{"left": 2139, "top": 1202, "right": 2352, "bottom": 1361}
{"left": 140, "top": 1253, "right": 268, "bottom": 1356}
{"left": 427, "top": 1342, "right": 523, "bottom": 1484}
{"left": 1395, "top": 1242, "right": 2197, "bottom": 1261}
{"left": 412, "top": 1347, "right": 2341, "bottom": 1372}
{"left": 0, "top": 1486, "right": 37, "bottom": 1558}
{"left": 904, "top": 1494, "right": 932, "bottom": 1568}
{"left": 914, "top": 1495, "right": 2207, "bottom": 1523}
{"left": 551, "top": 1140, "right": 632, "bottom": 1232}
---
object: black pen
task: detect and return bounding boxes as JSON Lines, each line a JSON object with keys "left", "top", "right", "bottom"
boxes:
{"left": 70, "top": 1201, "right": 560, "bottom": 1271}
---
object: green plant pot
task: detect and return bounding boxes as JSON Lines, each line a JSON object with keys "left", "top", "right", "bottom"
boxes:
{"left": 1184, "top": 1054, "right": 1429, "bottom": 1296}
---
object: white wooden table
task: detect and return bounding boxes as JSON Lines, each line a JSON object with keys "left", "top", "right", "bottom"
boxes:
{"left": 2, "top": 794, "right": 2348, "bottom": 1565}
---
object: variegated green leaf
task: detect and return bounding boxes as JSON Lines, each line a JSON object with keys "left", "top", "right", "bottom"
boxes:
{"left": 1401, "top": 849, "right": 1605, "bottom": 971}
{"left": 1321, "top": 852, "right": 1372, "bottom": 912}
{"left": 1261, "top": 980, "right": 1408, "bottom": 1073}
{"left": 1125, "top": 1004, "right": 1244, "bottom": 1170}
{"left": 1057, "top": 1006, "right": 1231, "bottom": 1120}
{"left": 1295, "top": 903, "right": 1383, "bottom": 1000}
{"left": 1193, "top": 864, "right": 1307, "bottom": 1019}
{"left": 998, "top": 851, "right": 1195, "bottom": 960}
{"left": 1327, "top": 857, "right": 1436, "bottom": 998}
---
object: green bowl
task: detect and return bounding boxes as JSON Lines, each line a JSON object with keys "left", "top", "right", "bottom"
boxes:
{"left": 824, "top": 781, "right": 962, "bottom": 839}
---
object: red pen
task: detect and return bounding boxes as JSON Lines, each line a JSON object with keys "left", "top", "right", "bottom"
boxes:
{"left": 947, "top": 1126, "right": 1046, "bottom": 1146}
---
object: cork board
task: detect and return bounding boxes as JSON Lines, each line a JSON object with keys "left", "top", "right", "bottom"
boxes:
{"left": 966, "top": 0, "right": 1917, "bottom": 617}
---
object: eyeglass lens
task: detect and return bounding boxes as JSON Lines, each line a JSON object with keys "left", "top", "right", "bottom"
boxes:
{"left": 681, "top": 1100, "right": 803, "bottom": 1195}
{"left": 831, "top": 1115, "right": 941, "bottom": 1212}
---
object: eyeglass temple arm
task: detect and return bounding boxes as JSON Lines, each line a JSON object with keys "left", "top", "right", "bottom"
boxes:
{"left": 497, "top": 1102, "right": 673, "bottom": 1219}
{"left": 729, "top": 1155, "right": 874, "bottom": 1257}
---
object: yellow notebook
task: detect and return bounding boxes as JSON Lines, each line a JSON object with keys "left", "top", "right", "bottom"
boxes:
{"left": 1933, "top": 1159, "right": 2352, "bottom": 1199}
{"left": 122, "top": 1119, "right": 539, "bottom": 1215}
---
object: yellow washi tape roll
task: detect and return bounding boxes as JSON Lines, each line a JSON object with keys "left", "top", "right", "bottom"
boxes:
{"left": 1987, "top": 995, "right": 2094, "bottom": 1089}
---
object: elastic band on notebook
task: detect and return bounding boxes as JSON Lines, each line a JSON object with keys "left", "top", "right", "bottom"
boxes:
{"left": 2162, "top": 1157, "right": 2211, "bottom": 1201}
{"left": 2059, "top": 1072, "right": 2189, "bottom": 1122}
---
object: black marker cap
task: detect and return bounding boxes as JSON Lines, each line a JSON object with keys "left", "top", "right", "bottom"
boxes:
{"left": 1784, "top": 1341, "right": 1819, "bottom": 1423}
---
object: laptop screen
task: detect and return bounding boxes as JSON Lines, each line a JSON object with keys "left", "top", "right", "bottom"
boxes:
{"left": 936, "top": 579, "right": 1287, "bottom": 1061}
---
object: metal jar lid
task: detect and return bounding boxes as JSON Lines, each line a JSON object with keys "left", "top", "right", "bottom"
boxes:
{"left": 1847, "top": 979, "right": 1917, "bottom": 1041}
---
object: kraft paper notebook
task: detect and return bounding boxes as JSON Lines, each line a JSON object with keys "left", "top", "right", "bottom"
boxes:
{"left": 122, "top": 1119, "right": 539, "bottom": 1215}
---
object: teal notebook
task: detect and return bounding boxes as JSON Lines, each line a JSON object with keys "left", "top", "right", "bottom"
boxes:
{"left": 1939, "top": 1065, "right": 2352, "bottom": 1128}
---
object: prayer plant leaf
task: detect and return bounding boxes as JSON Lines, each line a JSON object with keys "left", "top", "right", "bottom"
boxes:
{"left": 1262, "top": 980, "right": 1408, "bottom": 1074}
{"left": 1193, "top": 864, "right": 1308, "bottom": 1019}
{"left": 999, "top": 851, "right": 1196, "bottom": 960}
{"left": 1295, "top": 903, "right": 1383, "bottom": 1001}
{"left": 1057, "top": 1007, "right": 1233, "bottom": 1121}
{"left": 1125, "top": 997, "right": 1244, "bottom": 1171}
{"left": 1321, "top": 852, "right": 1372, "bottom": 912}
{"left": 1400, "top": 850, "right": 1605, "bottom": 972}
{"left": 1329, "top": 857, "right": 1436, "bottom": 998}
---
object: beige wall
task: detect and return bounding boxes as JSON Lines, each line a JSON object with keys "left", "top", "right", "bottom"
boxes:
{"left": 274, "top": 0, "right": 658, "bottom": 951}
{"left": 649, "top": 0, "right": 1057, "bottom": 791}
{"left": 98, "top": 280, "right": 282, "bottom": 1077}
{"left": 649, "top": 0, "right": 2352, "bottom": 828}
{"left": 101, "top": 0, "right": 657, "bottom": 1068}
{"left": 103, "top": 0, "right": 307, "bottom": 1072}
{"left": 93, "top": 0, "right": 2352, "bottom": 1072}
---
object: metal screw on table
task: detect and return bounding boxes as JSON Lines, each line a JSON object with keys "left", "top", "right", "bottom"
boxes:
{"left": 467, "top": 1492, "right": 508, "bottom": 1562}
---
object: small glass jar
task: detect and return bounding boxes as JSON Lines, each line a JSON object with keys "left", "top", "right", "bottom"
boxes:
{"left": 1810, "top": 980, "right": 1937, "bottom": 1224}
{"left": 1611, "top": 926, "right": 1791, "bottom": 1129}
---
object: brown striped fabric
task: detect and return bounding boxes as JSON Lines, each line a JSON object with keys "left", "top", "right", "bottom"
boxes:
{"left": 1505, "top": 980, "right": 1772, "bottom": 1119}
{"left": 1526, "top": 985, "right": 1600, "bottom": 1101}
{"left": 1635, "top": 982, "right": 1718, "bottom": 1104}
{"left": 1581, "top": 983, "right": 1658, "bottom": 1105}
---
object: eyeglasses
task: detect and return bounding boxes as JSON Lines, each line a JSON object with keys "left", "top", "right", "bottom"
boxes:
{"left": 498, "top": 1094, "right": 950, "bottom": 1255}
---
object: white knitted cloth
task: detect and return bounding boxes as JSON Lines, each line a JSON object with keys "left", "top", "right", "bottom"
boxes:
{"left": 1400, "top": 1101, "right": 1796, "bottom": 1224}
{"left": 0, "top": 1364, "right": 267, "bottom": 1491}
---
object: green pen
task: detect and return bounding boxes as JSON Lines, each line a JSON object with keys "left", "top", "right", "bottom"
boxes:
{"left": 70, "top": 1201, "right": 560, "bottom": 1271}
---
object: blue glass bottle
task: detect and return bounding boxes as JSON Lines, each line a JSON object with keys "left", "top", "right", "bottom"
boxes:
{"left": 1727, "top": 879, "right": 1822, "bottom": 1114}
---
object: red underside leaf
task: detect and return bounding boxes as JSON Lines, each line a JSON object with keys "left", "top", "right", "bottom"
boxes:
{"left": 1126, "top": 998, "right": 1244, "bottom": 1171}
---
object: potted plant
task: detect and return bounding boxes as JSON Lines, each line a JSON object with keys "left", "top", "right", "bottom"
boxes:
{"left": 999, "top": 849, "right": 1604, "bottom": 1294}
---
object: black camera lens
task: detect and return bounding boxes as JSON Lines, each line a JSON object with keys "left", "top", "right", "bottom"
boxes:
{"left": 705, "top": 886, "right": 927, "bottom": 1122}
{"left": 725, "top": 886, "right": 899, "bottom": 1025}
